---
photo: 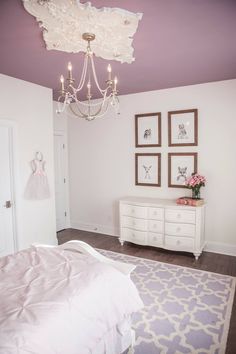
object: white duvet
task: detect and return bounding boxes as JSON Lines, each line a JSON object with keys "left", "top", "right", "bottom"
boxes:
{"left": 0, "top": 246, "right": 143, "bottom": 354}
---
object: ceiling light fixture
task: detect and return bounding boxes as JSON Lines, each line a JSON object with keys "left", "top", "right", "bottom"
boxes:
{"left": 57, "top": 33, "right": 119, "bottom": 121}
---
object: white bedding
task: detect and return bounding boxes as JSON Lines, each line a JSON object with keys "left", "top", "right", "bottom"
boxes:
{"left": 0, "top": 246, "right": 143, "bottom": 354}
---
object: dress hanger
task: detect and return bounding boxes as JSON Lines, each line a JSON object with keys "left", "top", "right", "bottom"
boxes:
{"left": 35, "top": 151, "right": 43, "bottom": 162}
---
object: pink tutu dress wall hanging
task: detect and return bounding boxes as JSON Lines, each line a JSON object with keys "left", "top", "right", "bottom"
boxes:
{"left": 24, "top": 152, "right": 50, "bottom": 200}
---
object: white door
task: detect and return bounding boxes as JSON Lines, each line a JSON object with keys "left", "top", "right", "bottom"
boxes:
{"left": 54, "top": 133, "right": 67, "bottom": 231}
{"left": 0, "top": 125, "right": 15, "bottom": 257}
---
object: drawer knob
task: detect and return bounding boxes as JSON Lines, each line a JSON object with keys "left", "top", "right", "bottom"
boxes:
{"left": 153, "top": 224, "right": 157, "bottom": 228}
{"left": 176, "top": 227, "right": 181, "bottom": 232}
{"left": 154, "top": 211, "right": 157, "bottom": 215}
{"left": 131, "top": 209, "right": 135, "bottom": 213}
{"left": 153, "top": 236, "right": 157, "bottom": 241}
{"left": 133, "top": 221, "right": 136, "bottom": 226}
{"left": 177, "top": 214, "right": 181, "bottom": 219}
{"left": 132, "top": 233, "right": 135, "bottom": 238}
{"left": 177, "top": 240, "right": 181, "bottom": 245}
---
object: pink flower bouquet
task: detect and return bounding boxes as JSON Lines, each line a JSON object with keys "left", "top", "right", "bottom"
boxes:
{"left": 185, "top": 173, "right": 206, "bottom": 199}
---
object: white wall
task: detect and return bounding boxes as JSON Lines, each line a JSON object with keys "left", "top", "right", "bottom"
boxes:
{"left": 68, "top": 79, "right": 236, "bottom": 256}
{"left": 0, "top": 74, "right": 56, "bottom": 250}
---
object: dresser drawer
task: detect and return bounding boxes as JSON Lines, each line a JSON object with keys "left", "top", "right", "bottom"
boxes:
{"left": 165, "top": 222, "right": 195, "bottom": 238}
{"left": 165, "top": 236, "right": 194, "bottom": 251}
{"left": 120, "top": 204, "right": 147, "bottom": 219}
{"left": 148, "top": 233, "right": 163, "bottom": 247}
{"left": 121, "top": 228, "right": 147, "bottom": 245}
{"left": 121, "top": 216, "right": 148, "bottom": 231}
{"left": 148, "top": 207, "right": 164, "bottom": 220}
{"left": 165, "top": 209, "right": 195, "bottom": 224}
{"left": 148, "top": 220, "right": 163, "bottom": 233}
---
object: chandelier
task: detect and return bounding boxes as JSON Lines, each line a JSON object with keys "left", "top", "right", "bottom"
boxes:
{"left": 56, "top": 33, "right": 119, "bottom": 121}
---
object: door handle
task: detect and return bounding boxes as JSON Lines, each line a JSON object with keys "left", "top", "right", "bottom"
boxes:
{"left": 4, "top": 201, "right": 12, "bottom": 208}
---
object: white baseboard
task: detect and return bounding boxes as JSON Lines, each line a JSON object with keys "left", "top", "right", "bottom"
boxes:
{"left": 66, "top": 220, "right": 71, "bottom": 229}
{"left": 70, "top": 221, "right": 236, "bottom": 257}
{"left": 204, "top": 241, "right": 236, "bottom": 257}
{"left": 70, "top": 220, "right": 119, "bottom": 238}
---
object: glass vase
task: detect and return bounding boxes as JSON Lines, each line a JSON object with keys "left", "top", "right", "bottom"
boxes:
{"left": 192, "top": 188, "right": 201, "bottom": 200}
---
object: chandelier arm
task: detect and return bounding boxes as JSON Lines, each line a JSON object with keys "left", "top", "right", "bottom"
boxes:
{"left": 68, "top": 102, "right": 99, "bottom": 120}
{"left": 87, "top": 99, "right": 110, "bottom": 119}
{"left": 89, "top": 101, "right": 107, "bottom": 118}
{"left": 90, "top": 99, "right": 111, "bottom": 119}
{"left": 86, "top": 90, "right": 109, "bottom": 118}
{"left": 57, "top": 94, "right": 70, "bottom": 113}
{"left": 90, "top": 55, "right": 109, "bottom": 94}
{"left": 75, "top": 90, "right": 108, "bottom": 116}
{"left": 73, "top": 92, "right": 112, "bottom": 107}
{"left": 69, "top": 92, "right": 110, "bottom": 120}
{"left": 67, "top": 97, "right": 113, "bottom": 120}
{"left": 69, "top": 95, "right": 106, "bottom": 119}
{"left": 69, "top": 102, "right": 91, "bottom": 119}
{"left": 76, "top": 55, "right": 89, "bottom": 91}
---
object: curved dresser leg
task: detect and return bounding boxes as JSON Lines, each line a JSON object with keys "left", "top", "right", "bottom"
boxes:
{"left": 119, "top": 238, "right": 125, "bottom": 246}
{"left": 194, "top": 252, "right": 201, "bottom": 261}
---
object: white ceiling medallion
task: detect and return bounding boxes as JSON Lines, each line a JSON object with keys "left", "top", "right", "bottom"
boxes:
{"left": 22, "top": 0, "right": 143, "bottom": 64}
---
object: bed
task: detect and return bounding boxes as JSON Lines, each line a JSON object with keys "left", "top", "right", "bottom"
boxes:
{"left": 0, "top": 241, "right": 143, "bottom": 354}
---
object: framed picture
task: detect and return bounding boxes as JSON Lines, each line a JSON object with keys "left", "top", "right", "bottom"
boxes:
{"left": 168, "top": 109, "right": 198, "bottom": 146}
{"left": 135, "top": 112, "right": 161, "bottom": 147}
{"left": 168, "top": 152, "right": 197, "bottom": 188}
{"left": 135, "top": 153, "right": 161, "bottom": 187}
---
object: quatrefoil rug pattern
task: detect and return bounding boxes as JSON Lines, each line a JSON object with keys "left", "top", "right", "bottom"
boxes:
{"left": 99, "top": 250, "right": 235, "bottom": 354}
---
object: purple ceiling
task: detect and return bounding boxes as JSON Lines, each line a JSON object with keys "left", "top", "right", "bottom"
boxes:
{"left": 0, "top": 0, "right": 236, "bottom": 100}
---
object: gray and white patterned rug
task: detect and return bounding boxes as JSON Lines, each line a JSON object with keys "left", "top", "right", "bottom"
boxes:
{"left": 99, "top": 249, "right": 235, "bottom": 354}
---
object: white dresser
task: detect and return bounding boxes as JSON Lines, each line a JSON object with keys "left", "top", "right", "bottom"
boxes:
{"left": 119, "top": 197, "right": 205, "bottom": 260}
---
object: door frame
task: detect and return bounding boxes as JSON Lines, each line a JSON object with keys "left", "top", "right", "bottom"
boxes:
{"left": 0, "top": 119, "right": 19, "bottom": 253}
{"left": 54, "top": 130, "right": 70, "bottom": 231}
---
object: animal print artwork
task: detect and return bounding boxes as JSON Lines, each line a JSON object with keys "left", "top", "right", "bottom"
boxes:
{"left": 178, "top": 123, "right": 188, "bottom": 139}
{"left": 143, "top": 165, "right": 152, "bottom": 179}
{"left": 143, "top": 129, "right": 151, "bottom": 139}
{"left": 177, "top": 166, "right": 187, "bottom": 181}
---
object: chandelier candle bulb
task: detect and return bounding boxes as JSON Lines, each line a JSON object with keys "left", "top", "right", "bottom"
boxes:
{"left": 68, "top": 62, "right": 72, "bottom": 79}
{"left": 114, "top": 76, "right": 118, "bottom": 91}
{"left": 60, "top": 75, "right": 65, "bottom": 91}
{"left": 87, "top": 81, "right": 91, "bottom": 98}
{"left": 107, "top": 64, "right": 112, "bottom": 81}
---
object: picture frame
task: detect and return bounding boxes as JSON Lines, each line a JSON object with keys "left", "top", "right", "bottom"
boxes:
{"left": 168, "top": 109, "right": 198, "bottom": 146}
{"left": 168, "top": 152, "right": 197, "bottom": 188}
{"left": 135, "top": 153, "right": 161, "bottom": 187}
{"left": 135, "top": 112, "right": 161, "bottom": 147}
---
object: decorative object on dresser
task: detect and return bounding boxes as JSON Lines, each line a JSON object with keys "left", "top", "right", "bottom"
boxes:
{"left": 135, "top": 112, "right": 161, "bottom": 147}
{"left": 176, "top": 197, "right": 204, "bottom": 206}
{"left": 168, "top": 152, "right": 197, "bottom": 188}
{"left": 168, "top": 109, "right": 198, "bottom": 146}
{"left": 185, "top": 173, "right": 206, "bottom": 199}
{"left": 135, "top": 153, "right": 161, "bottom": 187}
{"left": 119, "top": 197, "right": 205, "bottom": 260}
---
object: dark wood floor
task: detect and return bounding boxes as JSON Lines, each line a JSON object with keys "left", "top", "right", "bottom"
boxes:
{"left": 57, "top": 228, "right": 236, "bottom": 354}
